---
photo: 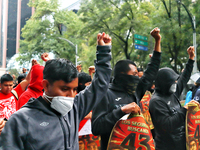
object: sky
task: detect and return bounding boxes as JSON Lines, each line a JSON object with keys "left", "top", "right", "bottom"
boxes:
{"left": 59, "top": 0, "right": 79, "bottom": 9}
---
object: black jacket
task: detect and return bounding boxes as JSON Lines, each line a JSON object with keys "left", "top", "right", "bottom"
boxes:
{"left": 92, "top": 51, "right": 161, "bottom": 150}
{"left": 0, "top": 45, "right": 112, "bottom": 150}
{"left": 149, "top": 59, "right": 194, "bottom": 150}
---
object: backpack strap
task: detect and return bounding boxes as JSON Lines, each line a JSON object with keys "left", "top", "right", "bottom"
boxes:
{"left": 11, "top": 90, "right": 18, "bottom": 100}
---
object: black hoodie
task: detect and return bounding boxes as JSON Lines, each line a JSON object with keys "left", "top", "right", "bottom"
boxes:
{"left": 149, "top": 59, "right": 194, "bottom": 150}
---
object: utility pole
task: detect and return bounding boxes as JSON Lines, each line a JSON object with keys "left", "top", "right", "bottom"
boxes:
{"left": 178, "top": 1, "right": 198, "bottom": 73}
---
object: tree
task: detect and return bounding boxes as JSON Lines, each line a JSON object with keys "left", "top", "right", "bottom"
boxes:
{"left": 18, "top": 0, "right": 82, "bottom": 65}
{"left": 151, "top": 0, "right": 199, "bottom": 72}
{"left": 78, "top": 0, "right": 155, "bottom": 68}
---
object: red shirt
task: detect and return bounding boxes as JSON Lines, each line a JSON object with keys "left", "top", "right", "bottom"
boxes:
{"left": 0, "top": 84, "right": 23, "bottom": 119}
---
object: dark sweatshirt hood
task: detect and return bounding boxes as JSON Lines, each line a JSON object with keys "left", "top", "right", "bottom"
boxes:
{"left": 155, "top": 67, "right": 179, "bottom": 95}
{"left": 22, "top": 96, "right": 59, "bottom": 116}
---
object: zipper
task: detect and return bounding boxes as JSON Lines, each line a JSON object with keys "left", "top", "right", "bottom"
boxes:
{"left": 59, "top": 117, "right": 67, "bottom": 150}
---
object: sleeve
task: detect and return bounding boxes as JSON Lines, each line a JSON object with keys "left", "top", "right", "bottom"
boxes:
{"left": 149, "top": 98, "right": 187, "bottom": 132}
{"left": 13, "top": 83, "right": 24, "bottom": 98}
{"left": 91, "top": 93, "right": 126, "bottom": 136}
{"left": 136, "top": 51, "right": 161, "bottom": 104}
{"left": 0, "top": 114, "right": 27, "bottom": 150}
{"left": 175, "top": 59, "right": 194, "bottom": 98}
{"left": 184, "top": 91, "right": 192, "bottom": 105}
{"left": 76, "top": 45, "right": 112, "bottom": 121}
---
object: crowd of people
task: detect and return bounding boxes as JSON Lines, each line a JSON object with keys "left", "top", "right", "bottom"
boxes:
{"left": 0, "top": 28, "right": 199, "bottom": 150}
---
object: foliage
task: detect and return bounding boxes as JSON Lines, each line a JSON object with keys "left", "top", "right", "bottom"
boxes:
{"left": 17, "top": 0, "right": 200, "bottom": 72}
{"left": 18, "top": 0, "right": 82, "bottom": 65}
{"left": 78, "top": 0, "right": 155, "bottom": 69}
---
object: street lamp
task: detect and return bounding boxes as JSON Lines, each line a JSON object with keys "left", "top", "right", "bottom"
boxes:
{"left": 58, "top": 37, "right": 78, "bottom": 66}
{"left": 177, "top": 1, "right": 198, "bottom": 73}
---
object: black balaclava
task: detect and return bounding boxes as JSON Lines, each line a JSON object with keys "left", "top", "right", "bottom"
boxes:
{"left": 155, "top": 67, "right": 179, "bottom": 95}
{"left": 113, "top": 74, "right": 139, "bottom": 95}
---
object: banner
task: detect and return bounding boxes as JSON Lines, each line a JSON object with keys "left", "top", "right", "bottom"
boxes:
{"left": 107, "top": 113, "right": 155, "bottom": 150}
{"left": 186, "top": 103, "right": 200, "bottom": 150}
{"left": 140, "top": 91, "right": 154, "bottom": 130}
{"left": 79, "top": 119, "right": 101, "bottom": 150}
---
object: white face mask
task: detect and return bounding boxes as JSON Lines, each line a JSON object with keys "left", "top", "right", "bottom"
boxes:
{"left": 169, "top": 83, "right": 177, "bottom": 93}
{"left": 43, "top": 92, "right": 74, "bottom": 116}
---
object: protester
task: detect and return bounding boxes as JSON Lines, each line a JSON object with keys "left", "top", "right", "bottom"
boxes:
{"left": 0, "top": 61, "right": 34, "bottom": 134}
{"left": 91, "top": 27, "right": 162, "bottom": 150}
{"left": 149, "top": 46, "right": 199, "bottom": 150}
{"left": 17, "top": 53, "right": 50, "bottom": 110}
{"left": 137, "top": 68, "right": 144, "bottom": 78}
{"left": 77, "top": 72, "right": 92, "bottom": 93}
{"left": 22, "top": 68, "right": 27, "bottom": 74}
{"left": 0, "top": 32, "right": 112, "bottom": 149}
{"left": 13, "top": 73, "right": 27, "bottom": 88}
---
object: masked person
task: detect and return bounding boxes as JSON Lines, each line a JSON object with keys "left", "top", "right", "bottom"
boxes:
{"left": 149, "top": 46, "right": 199, "bottom": 150}
{"left": 0, "top": 32, "right": 112, "bottom": 150}
{"left": 91, "top": 27, "right": 162, "bottom": 150}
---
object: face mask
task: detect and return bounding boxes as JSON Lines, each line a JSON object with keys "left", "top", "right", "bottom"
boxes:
{"left": 43, "top": 92, "right": 74, "bottom": 116}
{"left": 169, "top": 83, "right": 177, "bottom": 93}
{"left": 113, "top": 74, "right": 140, "bottom": 95}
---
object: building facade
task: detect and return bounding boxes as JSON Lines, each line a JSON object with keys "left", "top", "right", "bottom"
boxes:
{"left": 0, "top": 0, "right": 33, "bottom": 75}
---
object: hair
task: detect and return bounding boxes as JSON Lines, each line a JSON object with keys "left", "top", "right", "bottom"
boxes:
{"left": 17, "top": 73, "right": 27, "bottom": 84}
{"left": 113, "top": 60, "right": 136, "bottom": 77}
{"left": 43, "top": 58, "right": 78, "bottom": 84}
{"left": 78, "top": 72, "right": 91, "bottom": 84}
{"left": 137, "top": 68, "right": 143, "bottom": 72}
{"left": 1, "top": 74, "right": 13, "bottom": 84}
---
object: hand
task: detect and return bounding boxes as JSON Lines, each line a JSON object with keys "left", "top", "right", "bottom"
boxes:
{"left": 88, "top": 66, "right": 95, "bottom": 74}
{"left": 121, "top": 102, "right": 141, "bottom": 115}
{"left": 31, "top": 59, "right": 38, "bottom": 66}
{"left": 97, "top": 32, "right": 112, "bottom": 46}
{"left": 76, "top": 65, "right": 82, "bottom": 73}
{"left": 187, "top": 46, "right": 195, "bottom": 60}
{"left": 0, "top": 119, "right": 6, "bottom": 135}
{"left": 150, "top": 27, "right": 161, "bottom": 41}
{"left": 41, "top": 53, "right": 50, "bottom": 62}
{"left": 184, "top": 100, "right": 200, "bottom": 109}
{"left": 149, "top": 54, "right": 152, "bottom": 58}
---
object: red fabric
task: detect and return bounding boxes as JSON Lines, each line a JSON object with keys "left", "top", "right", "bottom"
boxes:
{"left": 0, "top": 84, "right": 23, "bottom": 119}
{"left": 17, "top": 64, "right": 44, "bottom": 110}
{"left": 79, "top": 119, "right": 89, "bottom": 132}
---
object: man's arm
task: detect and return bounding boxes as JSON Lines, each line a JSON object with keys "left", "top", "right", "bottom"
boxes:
{"left": 77, "top": 32, "right": 112, "bottom": 120}
{"left": 135, "top": 27, "right": 162, "bottom": 104}
{"left": 175, "top": 46, "right": 195, "bottom": 97}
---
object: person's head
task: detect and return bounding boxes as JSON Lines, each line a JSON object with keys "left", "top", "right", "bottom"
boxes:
{"left": 87, "top": 141, "right": 98, "bottom": 150}
{"left": 42, "top": 59, "right": 78, "bottom": 98}
{"left": 113, "top": 60, "right": 139, "bottom": 95}
{"left": 189, "top": 137, "right": 197, "bottom": 150}
{"left": 137, "top": 68, "right": 144, "bottom": 78}
{"left": 155, "top": 67, "right": 179, "bottom": 95}
{"left": 0, "top": 74, "right": 14, "bottom": 95}
{"left": 113, "top": 60, "right": 137, "bottom": 77}
{"left": 17, "top": 73, "right": 26, "bottom": 84}
{"left": 79, "top": 138, "right": 85, "bottom": 150}
{"left": 77, "top": 72, "right": 92, "bottom": 93}
{"left": 22, "top": 68, "right": 27, "bottom": 74}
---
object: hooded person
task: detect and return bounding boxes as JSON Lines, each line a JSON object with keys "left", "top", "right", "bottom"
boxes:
{"left": 77, "top": 72, "right": 92, "bottom": 93}
{"left": 91, "top": 27, "right": 162, "bottom": 150}
{"left": 17, "top": 62, "right": 44, "bottom": 110}
{"left": 149, "top": 46, "right": 199, "bottom": 150}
